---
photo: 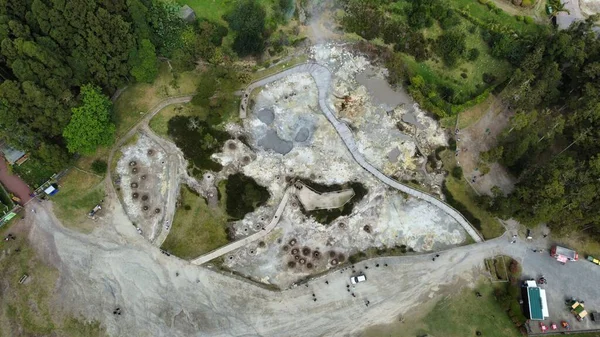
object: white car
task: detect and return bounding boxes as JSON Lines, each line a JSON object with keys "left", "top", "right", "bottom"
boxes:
{"left": 350, "top": 274, "right": 367, "bottom": 284}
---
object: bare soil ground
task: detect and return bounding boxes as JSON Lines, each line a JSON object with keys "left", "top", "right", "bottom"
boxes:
{"left": 457, "top": 96, "right": 516, "bottom": 196}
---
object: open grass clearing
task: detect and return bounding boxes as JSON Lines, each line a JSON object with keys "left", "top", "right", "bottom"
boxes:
{"left": 177, "top": 0, "right": 279, "bottom": 26}
{"left": 113, "top": 62, "right": 199, "bottom": 137}
{"left": 458, "top": 94, "right": 495, "bottom": 129}
{"left": 440, "top": 149, "right": 505, "bottom": 239}
{"left": 148, "top": 103, "right": 209, "bottom": 137}
{"left": 363, "top": 277, "right": 521, "bottom": 337}
{"left": 52, "top": 169, "right": 104, "bottom": 234}
{"left": 161, "top": 186, "right": 229, "bottom": 259}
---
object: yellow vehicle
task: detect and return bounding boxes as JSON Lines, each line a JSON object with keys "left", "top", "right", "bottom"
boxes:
{"left": 587, "top": 255, "right": 600, "bottom": 265}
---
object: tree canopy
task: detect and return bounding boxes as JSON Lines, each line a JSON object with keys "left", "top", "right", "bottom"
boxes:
{"left": 129, "top": 39, "right": 159, "bottom": 83}
{"left": 225, "top": 0, "right": 267, "bottom": 56}
{"left": 63, "top": 85, "right": 115, "bottom": 155}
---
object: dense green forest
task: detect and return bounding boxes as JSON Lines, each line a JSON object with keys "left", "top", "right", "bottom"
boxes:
{"left": 0, "top": 0, "right": 285, "bottom": 181}
{"left": 482, "top": 18, "right": 600, "bottom": 237}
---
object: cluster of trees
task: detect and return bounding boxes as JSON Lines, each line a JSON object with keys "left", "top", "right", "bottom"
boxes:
{"left": 0, "top": 0, "right": 232, "bottom": 179}
{"left": 340, "top": 0, "right": 541, "bottom": 116}
{"left": 482, "top": 18, "right": 600, "bottom": 237}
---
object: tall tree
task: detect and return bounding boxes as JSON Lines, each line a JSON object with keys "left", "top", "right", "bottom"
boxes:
{"left": 63, "top": 84, "right": 115, "bottom": 155}
{"left": 129, "top": 39, "right": 158, "bottom": 83}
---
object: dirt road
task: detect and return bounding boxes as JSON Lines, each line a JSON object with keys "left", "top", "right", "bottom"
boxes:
{"left": 0, "top": 159, "right": 31, "bottom": 204}
{"left": 27, "top": 198, "right": 600, "bottom": 337}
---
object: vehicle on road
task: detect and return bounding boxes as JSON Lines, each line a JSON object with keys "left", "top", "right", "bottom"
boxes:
{"left": 551, "top": 245, "right": 578, "bottom": 264}
{"left": 586, "top": 255, "right": 600, "bottom": 265}
{"left": 350, "top": 274, "right": 367, "bottom": 284}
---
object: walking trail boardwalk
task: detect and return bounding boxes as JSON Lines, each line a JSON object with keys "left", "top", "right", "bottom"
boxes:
{"left": 241, "top": 62, "right": 484, "bottom": 243}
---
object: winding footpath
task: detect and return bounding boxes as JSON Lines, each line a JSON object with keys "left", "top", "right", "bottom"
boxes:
{"left": 242, "top": 62, "right": 484, "bottom": 242}
{"left": 190, "top": 187, "right": 294, "bottom": 265}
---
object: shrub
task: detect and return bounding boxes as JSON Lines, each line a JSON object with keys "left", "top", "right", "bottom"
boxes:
{"left": 184, "top": 204, "right": 192, "bottom": 211}
{"left": 486, "top": 2, "right": 496, "bottom": 10}
{"left": 468, "top": 48, "right": 480, "bottom": 61}
{"left": 483, "top": 72, "right": 497, "bottom": 84}
{"left": 478, "top": 0, "right": 489, "bottom": 4}
{"left": 91, "top": 159, "right": 107, "bottom": 174}
{"left": 522, "top": 0, "right": 533, "bottom": 6}
{"left": 461, "top": 72, "right": 468, "bottom": 79}
{"left": 515, "top": 15, "right": 523, "bottom": 21}
{"left": 452, "top": 166, "right": 463, "bottom": 179}
{"left": 523, "top": 16, "right": 534, "bottom": 24}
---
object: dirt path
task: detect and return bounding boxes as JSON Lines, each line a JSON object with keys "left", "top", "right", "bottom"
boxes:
{"left": 0, "top": 159, "right": 31, "bottom": 204}
{"left": 457, "top": 97, "right": 516, "bottom": 196}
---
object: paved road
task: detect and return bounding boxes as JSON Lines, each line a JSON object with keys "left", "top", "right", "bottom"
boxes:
{"left": 241, "top": 62, "right": 484, "bottom": 242}
{"left": 190, "top": 187, "right": 294, "bottom": 265}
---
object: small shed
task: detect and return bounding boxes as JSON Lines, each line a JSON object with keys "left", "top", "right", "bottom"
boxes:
{"left": 0, "top": 143, "right": 28, "bottom": 165}
{"left": 179, "top": 5, "right": 196, "bottom": 23}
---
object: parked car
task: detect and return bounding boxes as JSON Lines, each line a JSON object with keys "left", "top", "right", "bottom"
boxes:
{"left": 587, "top": 255, "right": 600, "bottom": 265}
{"left": 350, "top": 274, "right": 367, "bottom": 284}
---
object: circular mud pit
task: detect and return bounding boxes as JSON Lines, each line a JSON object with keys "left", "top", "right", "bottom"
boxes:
{"left": 310, "top": 173, "right": 316, "bottom": 180}
{"left": 142, "top": 205, "right": 149, "bottom": 211}
{"left": 294, "top": 127, "right": 310, "bottom": 142}
{"left": 292, "top": 202, "right": 298, "bottom": 207}
{"left": 363, "top": 225, "right": 372, "bottom": 233}
{"left": 258, "top": 241, "right": 266, "bottom": 248}
{"left": 129, "top": 161, "right": 137, "bottom": 166}
{"left": 249, "top": 250, "right": 254, "bottom": 254}
{"left": 147, "top": 149, "right": 154, "bottom": 156}
{"left": 289, "top": 239, "right": 297, "bottom": 246}
{"left": 131, "top": 183, "right": 138, "bottom": 188}
{"left": 306, "top": 263, "right": 313, "bottom": 269}
{"left": 229, "top": 256, "right": 233, "bottom": 260}
{"left": 299, "top": 258, "right": 306, "bottom": 265}
{"left": 338, "top": 222, "right": 346, "bottom": 229}
{"left": 313, "top": 251, "right": 321, "bottom": 259}
{"left": 131, "top": 167, "right": 138, "bottom": 174}
{"left": 291, "top": 248, "right": 299, "bottom": 255}
{"left": 141, "top": 195, "right": 149, "bottom": 201}
{"left": 294, "top": 255, "right": 300, "bottom": 260}
{"left": 154, "top": 208, "right": 161, "bottom": 214}
{"left": 132, "top": 193, "right": 139, "bottom": 199}
{"left": 227, "top": 142, "right": 237, "bottom": 150}
{"left": 287, "top": 261, "right": 296, "bottom": 268}
{"left": 282, "top": 245, "right": 290, "bottom": 252}
{"left": 242, "top": 156, "right": 251, "bottom": 164}
{"left": 141, "top": 175, "right": 147, "bottom": 180}
{"left": 328, "top": 251, "right": 337, "bottom": 258}
{"left": 331, "top": 259, "right": 338, "bottom": 265}
{"left": 337, "top": 254, "right": 346, "bottom": 263}
{"left": 302, "top": 247, "right": 311, "bottom": 256}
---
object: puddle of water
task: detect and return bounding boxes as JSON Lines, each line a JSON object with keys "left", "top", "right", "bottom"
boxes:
{"left": 387, "top": 147, "right": 401, "bottom": 163}
{"left": 401, "top": 110, "right": 425, "bottom": 130}
{"left": 356, "top": 68, "right": 412, "bottom": 110}
{"left": 257, "top": 107, "right": 275, "bottom": 125}
{"left": 258, "top": 129, "right": 293, "bottom": 155}
{"left": 294, "top": 127, "right": 310, "bottom": 142}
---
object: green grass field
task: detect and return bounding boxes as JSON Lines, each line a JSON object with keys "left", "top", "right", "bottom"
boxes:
{"left": 363, "top": 278, "right": 521, "bottom": 337}
{"left": 52, "top": 169, "right": 104, "bottom": 233}
{"left": 177, "top": 0, "right": 279, "bottom": 26}
{"left": 113, "top": 62, "right": 199, "bottom": 137}
{"left": 161, "top": 186, "right": 229, "bottom": 259}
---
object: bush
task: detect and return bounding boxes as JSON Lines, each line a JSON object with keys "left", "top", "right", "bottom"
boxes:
{"left": 91, "top": 159, "right": 107, "bottom": 174}
{"left": 468, "top": 48, "right": 480, "bottom": 61}
{"left": 478, "top": 0, "right": 489, "bottom": 4}
{"left": 523, "top": 16, "right": 534, "bottom": 24}
{"left": 452, "top": 166, "right": 463, "bottom": 179}
{"left": 461, "top": 72, "right": 468, "bottom": 79}
{"left": 486, "top": 2, "right": 496, "bottom": 10}
{"left": 482, "top": 72, "right": 497, "bottom": 84}
{"left": 515, "top": 15, "right": 523, "bottom": 22}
